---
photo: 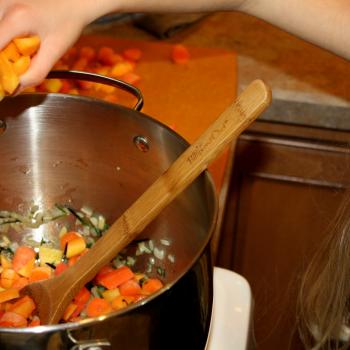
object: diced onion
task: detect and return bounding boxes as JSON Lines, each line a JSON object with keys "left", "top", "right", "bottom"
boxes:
{"left": 81, "top": 206, "right": 93, "bottom": 217}
{"left": 160, "top": 239, "right": 171, "bottom": 246}
{"left": 168, "top": 254, "right": 175, "bottom": 263}
{"left": 153, "top": 247, "right": 165, "bottom": 260}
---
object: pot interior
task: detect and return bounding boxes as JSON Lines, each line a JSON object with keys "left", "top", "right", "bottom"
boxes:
{"left": 0, "top": 93, "right": 217, "bottom": 291}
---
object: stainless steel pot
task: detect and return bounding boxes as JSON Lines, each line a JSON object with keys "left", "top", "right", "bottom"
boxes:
{"left": 0, "top": 71, "right": 217, "bottom": 350}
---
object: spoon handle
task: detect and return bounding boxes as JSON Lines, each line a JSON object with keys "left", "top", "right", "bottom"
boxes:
{"left": 48, "top": 79, "right": 271, "bottom": 323}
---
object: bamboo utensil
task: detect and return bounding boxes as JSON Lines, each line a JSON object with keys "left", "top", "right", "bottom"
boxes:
{"left": 22, "top": 79, "right": 272, "bottom": 324}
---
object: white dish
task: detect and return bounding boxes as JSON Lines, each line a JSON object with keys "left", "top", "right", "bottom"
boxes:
{"left": 205, "top": 267, "right": 252, "bottom": 350}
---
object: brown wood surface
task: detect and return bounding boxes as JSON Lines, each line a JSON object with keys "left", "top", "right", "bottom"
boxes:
{"left": 218, "top": 121, "right": 350, "bottom": 350}
{"left": 76, "top": 35, "right": 238, "bottom": 193}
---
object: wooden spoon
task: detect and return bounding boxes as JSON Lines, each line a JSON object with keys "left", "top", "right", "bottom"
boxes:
{"left": 22, "top": 79, "right": 271, "bottom": 325}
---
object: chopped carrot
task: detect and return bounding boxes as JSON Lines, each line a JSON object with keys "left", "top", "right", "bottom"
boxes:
{"left": 102, "top": 288, "right": 120, "bottom": 303}
{"left": 0, "top": 289, "right": 20, "bottom": 303}
{"left": 121, "top": 72, "right": 141, "bottom": 85}
{"left": 171, "top": 44, "right": 190, "bottom": 64}
{"left": 109, "top": 61, "right": 134, "bottom": 78}
{"left": 68, "top": 255, "right": 79, "bottom": 267}
{"left": 2, "top": 42, "right": 20, "bottom": 62}
{"left": 12, "top": 277, "right": 29, "bottom": 290}
{"left": 4, "top": 302, "right": 12, "bottom": 311}
{"left": 8, "top": 295, "right": 35, "bottom": 318}
{"left": 66, "top": 237, "right": 86, "bottom": 258}
{"left": 44, "top": 79, "right": 63, "bottom": 93}
{"left": 68, "top": 248, "right": 89, "bottom": 267}
{"left": 111, "top": 295, "right": 135, "bottom": 310}
{"left": 12, "top": 246, "right": 36, "bottom": 273}
{"left": 133, "top": 294, "right": 146, "bottom": 302}
{"left": 72, "top": 57, "right": 88, "bottom": 71}
{"left": 28, "top": 266, "right": 52, "bottom": 283}
{"left": 62, "top": 302, "right": 78, "bottom": 321}
{"left": 60, "top": 231, "right": 81, "bottom": 250}
{"left": 141, "top": 278, "right": 163, "bottom": 296}
{"left": 18, "top": 258, "right": 35, "bottom": 278}
{"left": 0, "top": 255, "right": 12, "bottom": 269}
{"left": 96, "top": 266, "right": 134, "bottom": 290}
{"left": 95, "top": 265, "right": 114, "bottom": 281}
{"left": 55, "top": 262, "right": 68, "bottom": 276}
{"left": 28, "top": 315, "right": 40, "bottom": 327}
{"left": 70, "top": 301, "right": 86, "bottom": 320}
{"left": 59, "top": 79, "right": 73, "bottom": 94}
{"left": 93, "top": 82, "right": 115, "bottom": 94}
{"left": 86, "top": 298, "right": 112, "bottom": 317}
{"left": 13, "top": 36, "right": 40, "bottom": 57}
{"left": 74, "top": 286, "right": 91, "bottom": 305}
{"left": 1, "top": 269, "right": 19, "bottom": 289}
{"left": 12, "top": 55, "right": 31, "bottom": 76}
{"left": 97, "top": 47, "right": 118, "bottom": 65}
{"left": 79, "top": 46, "right": 96, "bottom": 62}
{"left": 69, "top": 316, "right": 82, "bottom": 323}
{"left": 0, "top": 311, "right": 27, "bottom": 327}
{"left": 103, "top": 94, "right": 119, "bottom": 104}
{"left": 119, "top": 279, "right": 142, "bottom": 296}
{"left": 122, "top": 48, "right": 142, "bottom": 62}
{"left": 75, "top": 79, "right": 93, "bottom": 90}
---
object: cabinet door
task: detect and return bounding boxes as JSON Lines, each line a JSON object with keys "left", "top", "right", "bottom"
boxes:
{"left": 217, "top": 126, "right": 350, "bottom": 350}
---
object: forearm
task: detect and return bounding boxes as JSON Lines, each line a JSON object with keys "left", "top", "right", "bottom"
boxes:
{"left": 86, "top": 0, "right": 245, "bottom": 18}
{"left": 88, "top": 0, "right": 349, "bottom": 60}
{"left": 240, "top": 0, "right": 350, "bottom": 60}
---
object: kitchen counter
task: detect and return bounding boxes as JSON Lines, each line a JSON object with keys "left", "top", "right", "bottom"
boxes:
{"left": 84, "top": 11, "right": 350, "bottom": 130}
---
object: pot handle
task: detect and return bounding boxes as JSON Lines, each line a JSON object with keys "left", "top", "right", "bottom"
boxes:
{"left": 47, "top": 70, "right": 144, "bottom": 111}
{"left": 67, "top": 330, "right": 111, "bottom": 350}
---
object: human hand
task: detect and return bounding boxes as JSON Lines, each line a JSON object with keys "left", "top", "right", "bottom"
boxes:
{"left": 0, "top": 0, "right": 100, "bottom": 90}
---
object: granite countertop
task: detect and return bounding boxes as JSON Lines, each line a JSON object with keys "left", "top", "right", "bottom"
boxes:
{"left": 85, "top": 12, "right": 350, "bottom": 130}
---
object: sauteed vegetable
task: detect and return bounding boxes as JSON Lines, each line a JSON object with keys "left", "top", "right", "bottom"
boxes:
{"left": 0, "top": 205, "right": 170, "bottom": 327}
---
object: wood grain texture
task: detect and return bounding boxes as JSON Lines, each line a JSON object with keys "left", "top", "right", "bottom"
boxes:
{"left": 23, "top": 80, "right": 271, "bottom": 325}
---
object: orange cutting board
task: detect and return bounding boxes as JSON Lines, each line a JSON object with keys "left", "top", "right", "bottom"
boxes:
{"left": 76, "top": 35, "right": 237, "bottom": 193}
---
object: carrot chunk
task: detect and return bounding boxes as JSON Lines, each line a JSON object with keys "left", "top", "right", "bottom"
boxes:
{"left": 55, "top": 262, "right": 68, "bottom": 276}
{"left": 28, "top": 315, "right": 40, "bottom": 327}
{"left": 141, "top": 278, "right": 163, "bottom": 295}
{"left": 171, "top": 44, "right": 190, "bottom": 64}
{"left": 12, "top": 246, "right": 36, "bottom": 273}
{"left": 111, "top": 295, "right": 135, "bottom": 310}
{"left": 60, "top": 231, "right": 81, "bottom": 250}
{"left": 13, "top": 36, "right": 41, "bottom": 56}
{"left": 0, "top": 289, "right": 20, "bottom": 304}
{"left": 96, "top": 266, "right": 134, "bottom": 290}
{"left": 12, "top": 55, "right": 31, "bottom": 75}
{"left": 11, "top": 277, "right": 29, "bottom": 291}
{"left": 86, "top": 298, "right": 112, "bottom": 317}
{"left": 1, "top": 269, "right": 19, "bottom": 289}
{"left": 74, "top": 286, "right": 91, "bottom": 305}
{"left": 122, "top": 48, "right": 142, "bottom": 62}
{"left": 28, "top": 266, "right": 52, "bottom": 283}
{"left": 0, "top": 311, "right": 27, "bottom": 327}
{"left": 62, "top": 302, "right": 78, "bottom": 321}
{"left": 119, "top": 279, "right": 142, "bottom": 296}
{"left": 8, "top": 295, "right": 35, "bottom": 318}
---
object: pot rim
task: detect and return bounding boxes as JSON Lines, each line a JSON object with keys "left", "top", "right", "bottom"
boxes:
{"left": 0, "top": 92, "right": 219, "bottom": 333}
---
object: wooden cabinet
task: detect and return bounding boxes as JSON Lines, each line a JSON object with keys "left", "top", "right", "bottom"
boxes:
{"left": 217, "top": 119, "right": 350, "bottom": 349}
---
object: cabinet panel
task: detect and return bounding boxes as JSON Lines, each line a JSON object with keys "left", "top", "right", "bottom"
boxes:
{"left": 217, "top": 125, "right": 350, "bottom": 350}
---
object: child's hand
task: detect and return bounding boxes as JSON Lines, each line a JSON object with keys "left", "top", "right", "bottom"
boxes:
{"left": 0, "top": 0, "right": 96, "bottom": 91}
